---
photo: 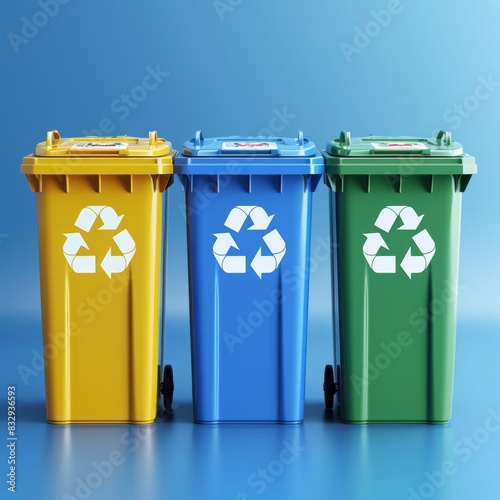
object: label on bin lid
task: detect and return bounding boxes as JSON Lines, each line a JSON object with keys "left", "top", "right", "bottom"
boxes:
{"left": 70, "top": 142, "right": 129, "bottom": 152}
{"left": 325, "top": 131, "right": 464, "bottom": 157}
{"left": 221, "top": 142, "right": 279, "bottom": 153}
{"left": 181, "top": 130, "right": 317, "bottom": 157}
{"left": 371, "top": 142, "right": 429, "bottom": 151}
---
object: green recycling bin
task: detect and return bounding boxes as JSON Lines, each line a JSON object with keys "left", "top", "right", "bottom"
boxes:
{"left": 323, "top": 131, "right": 477, "bottom": 423}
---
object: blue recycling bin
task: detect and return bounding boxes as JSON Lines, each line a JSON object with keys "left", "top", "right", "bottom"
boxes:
{"left": 174, "top": 131, "right": 324, "bottom": 423}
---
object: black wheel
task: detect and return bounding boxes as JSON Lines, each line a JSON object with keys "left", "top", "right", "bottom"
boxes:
{"left": 162, "top": 365, "right": 174, "bottom": 417}
{"left": 324, "top": 364, "right": 335, "bottom": 410}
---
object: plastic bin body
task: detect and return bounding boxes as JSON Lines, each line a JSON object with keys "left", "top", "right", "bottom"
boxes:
{"left": 175, "top": 132, "right": 323, "bottom": 423}
{"left": 324, "top": 132, "right": 476, "bottom": 424}
{"left": 22, "top": 132, "right": 174, "bottom": 424}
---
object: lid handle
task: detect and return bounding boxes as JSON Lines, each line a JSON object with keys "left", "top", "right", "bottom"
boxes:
{"left": 149, "top": 131, "right": 158, "bottom": 147}
{"left": 436, "top": 130, "right": 452, "bottom": 147}
{"left": 194, "top": 130, "right": 204, "bottom": 148}
{"left": 339, "top": 130, "right": 351, "bottom": 146}
{"left": 297, "top": 130, "right": 304, "bottom": 147}
{"left": 46, "top": 130, "right": 61, "bottom": 149}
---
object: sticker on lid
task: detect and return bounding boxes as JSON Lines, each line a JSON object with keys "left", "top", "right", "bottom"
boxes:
{"left": 70, "top": 142, "right": 128, "bottom": 152}
{"left": 371, "top": 142, "right": 428, "bottom": 150}
{"left": 221, "top": 142, "right": 278, "bottom": 151}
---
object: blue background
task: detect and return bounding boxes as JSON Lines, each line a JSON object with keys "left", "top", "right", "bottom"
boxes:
{"left": 1, "top": 0, "right": 499, "bottom": 499}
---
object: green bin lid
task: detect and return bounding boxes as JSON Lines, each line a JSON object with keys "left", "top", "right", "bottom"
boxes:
{"left": 323, "top": 130, "right": 477, "bottom": 175}
{"left": 326, "top": 130, "right": 462, "bottom": 156}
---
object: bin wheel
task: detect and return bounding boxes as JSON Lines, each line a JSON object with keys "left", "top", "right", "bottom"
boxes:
{"left": 162, "top": 365, "right": 174, "bottom": 417}
{"left": 324, "top": 365, "right": 336, "bottom": 410}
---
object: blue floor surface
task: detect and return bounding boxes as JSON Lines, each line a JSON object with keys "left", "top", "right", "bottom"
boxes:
{"left": 1, "top": 316, "right": 498, "bottom": 500}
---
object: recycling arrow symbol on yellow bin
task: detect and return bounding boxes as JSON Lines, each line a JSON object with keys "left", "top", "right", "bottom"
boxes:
{"left": 363, "top": 205, "right": 436, "bottom": 279}
{"left": 63, "top": 206, "right": 136, "bottom": 278}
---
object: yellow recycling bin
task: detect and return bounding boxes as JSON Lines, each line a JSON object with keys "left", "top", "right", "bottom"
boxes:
{"left": 21, "top": 131, "right": 174, "bottom": 424}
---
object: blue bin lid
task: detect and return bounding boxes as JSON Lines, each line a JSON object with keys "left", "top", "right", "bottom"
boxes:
{"left": 182, "top": 130, "right": 317, "bottom": 157}
{"left": 175, "top": 131, "right": 324, "bottom": 175}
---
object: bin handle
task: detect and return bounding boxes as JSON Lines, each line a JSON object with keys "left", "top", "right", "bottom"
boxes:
{"left": 297, "top": 130, "right": 304, "bottom": 146}
{"left": 149, "top": 131, "right": 158, "bottom": 147}
{"left": 194, "top": 130, "right": 204, "bottom": 147}
{"left": 436, "top": 130, "right": 452, "bottom": 147}
{"left": 338, "top": 130, "right": 351, "bottom": 146}
{"left": 46, "top": 130, "right": 61, "bottom": 149}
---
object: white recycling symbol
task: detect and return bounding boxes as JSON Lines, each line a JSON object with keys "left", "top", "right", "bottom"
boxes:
{"left": 363, "top": 205, "right": 436, "bottom": 279}
{"left": 213, "top": 206, "right": 286, "bottom": 279}
{"left": 63, "top": 206, "right": 136, "bottom": 278}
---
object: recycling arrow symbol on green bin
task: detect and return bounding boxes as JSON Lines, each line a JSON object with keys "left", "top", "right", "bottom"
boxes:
{"left": 363, "top": 206, "right": 436, "bottom": 279}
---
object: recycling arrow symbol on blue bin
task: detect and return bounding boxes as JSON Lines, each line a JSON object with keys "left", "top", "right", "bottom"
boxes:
{"left": 363, "top": 205, "right": 436, "bottom": 279}
{"left": 213, "top": 205, "right": 286, "bottom": 278}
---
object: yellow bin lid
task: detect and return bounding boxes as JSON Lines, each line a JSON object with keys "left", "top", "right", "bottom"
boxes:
{"left": 22, "top": 130, "right": 174, "bottom": 175}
